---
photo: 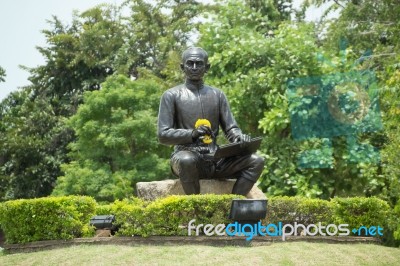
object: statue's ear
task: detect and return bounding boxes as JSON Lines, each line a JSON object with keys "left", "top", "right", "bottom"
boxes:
{"left": 205, "top": 63, "right": 211, "bottom": 72}
{"left": 180, "top": 63, "right": 185, "bottom": 71}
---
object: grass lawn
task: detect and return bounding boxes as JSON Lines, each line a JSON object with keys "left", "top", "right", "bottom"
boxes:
{"left": 0, "top": 242, "right": 399, "bottom": 266}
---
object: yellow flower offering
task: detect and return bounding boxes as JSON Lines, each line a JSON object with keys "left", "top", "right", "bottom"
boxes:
{"left": 195, "top": 119, "right": 212, "bottom": 144}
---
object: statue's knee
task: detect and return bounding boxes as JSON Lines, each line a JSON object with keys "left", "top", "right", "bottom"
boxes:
{"left": 251, "top": 154, "right": 265, "bottom": 168}
{"left": 176, "top": 152, "right": 197, "bottom": 169}
{"left": 171, "top": 151, "right": 199, "bottom": 182}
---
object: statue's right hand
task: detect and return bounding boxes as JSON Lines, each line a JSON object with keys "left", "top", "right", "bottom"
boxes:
{"left": 192, "top": 125, "right": 212, "bottom": 140}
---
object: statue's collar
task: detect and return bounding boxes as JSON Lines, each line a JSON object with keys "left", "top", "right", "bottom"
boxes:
{"left": 185, "top": 80, "right": 204, "bottom": 91}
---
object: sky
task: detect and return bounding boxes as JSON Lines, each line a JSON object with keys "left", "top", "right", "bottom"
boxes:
{"left": 0, "top": 0, "right": 328, "bottom": 101}
{"left": 0, "top": 0, "right": 125, "bottom": 101}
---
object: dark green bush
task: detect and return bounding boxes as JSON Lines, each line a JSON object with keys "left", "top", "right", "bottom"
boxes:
{"left": 266, "top": 196, "right": 335, "bottom": 225}
{"left": 111, "top": 194, "right": 244, "bottom": 237}
{"left": 382, "top": 200, "right": 400, "bottom": 246}
{"left": 0, "top": 196, "right": 96, "bottom": 244}
{"left": 392, "top": 201, "right": 400, "bottom": 241}
{"left": 95, "top": 204, "right": 113, "bottom": 215}
{"left": 90, "top": 195, "right": 396, "bottom": 239}
{"left": 143, "top": 194, "right": 243, "bottom": 236}
{"left": 332, "top": 197, "right": 391, "bottom": 231}
{"left": 0, "top": 194, "right": 396, "bottom": 244}
{"left": 110, "top": 198, "right": 146, "bottom": 236}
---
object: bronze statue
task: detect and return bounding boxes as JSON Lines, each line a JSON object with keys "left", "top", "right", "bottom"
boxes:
{"left": 157, "top": 47, "right": 264, "bottom": 195}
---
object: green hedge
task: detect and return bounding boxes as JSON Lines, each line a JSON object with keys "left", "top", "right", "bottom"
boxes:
{"left": 266, "top": 196, "right": 335, "bottom": 225}
{"left": 0, "top": 196, "right": 96, "bottom": 244}
{"left": 266, "top": 196, "right": 393, "bottom": 241}
{"left": 331, "top": 197, "right": 391, "bottom": 230}
{"left": 394, "top": 202, "right": 400, "bottom": 239}
{"left": 1, "top": 195, "right": 397, "bottom": 244}
{"left": 388, "top": 200, "right": 400, "bottom": 244}
{"left": 110, "top": 194, "right": 244, "bottom": 237}
{"left": 107, "top": 195, "right": 393, "bottom": 240}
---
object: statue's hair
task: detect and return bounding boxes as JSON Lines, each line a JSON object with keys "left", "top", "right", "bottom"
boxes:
{"left": 181, "top": 47, "right": 208, "bottom": 62}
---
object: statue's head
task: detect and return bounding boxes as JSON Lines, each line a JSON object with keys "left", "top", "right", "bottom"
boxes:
{"left": 180, "top": 47, "right": 210, "bottom": 81}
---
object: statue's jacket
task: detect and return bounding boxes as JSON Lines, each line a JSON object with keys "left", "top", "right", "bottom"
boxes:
{"left": 157, "top": 83, "right": 243, "bottom": 154}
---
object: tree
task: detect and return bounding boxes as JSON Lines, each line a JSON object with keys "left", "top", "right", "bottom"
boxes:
{"left": 380, "top": 57, "right": 400, "bottom": 205}
{"left": 0, "top": 4, "right": 124, "bottom": 201}
{"left": 0, "top": 89, "right": 71, "bottom": 200}
{"left": 52, "top": 75, "right": 171, "bottom": 202}
{"left": 27, "top": 5, "right": 125, "bottom": 116}
{"left": 199, "top": 0, "right": 329, "bottom": 197}
{"left": 0, "top": 66, "right": 5, "bottom": 82}
{"left": 307, "top": 0, "right": 400, "bottom": 204}
{"left": 0, "top": 0, "right": 206, "bottom": 200}
{"left": 198, "top": 0, "right": 393, "bottom": 199}
{"left": 113, "top": 0, "right": 206, "bottom": 79}
{"left": 309, "top": 0, "right": 400, "bottom": 53}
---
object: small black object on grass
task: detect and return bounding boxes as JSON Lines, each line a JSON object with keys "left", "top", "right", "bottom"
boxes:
{"left": 89, "top": 215, "right": 119, "bottom": 235}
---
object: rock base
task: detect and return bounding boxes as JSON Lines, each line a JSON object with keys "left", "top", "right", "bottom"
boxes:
{"left": 136, "top": 179, "right": 266, "bottom": 201}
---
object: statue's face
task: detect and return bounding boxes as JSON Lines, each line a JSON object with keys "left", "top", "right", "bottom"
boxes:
{"left": 181, "top": 50, "right": 209, "bottom": 81}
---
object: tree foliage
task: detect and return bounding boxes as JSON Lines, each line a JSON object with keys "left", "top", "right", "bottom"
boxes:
{"left": 310, "top": 0, "right": 400, "bottom": 52}
{"left": 199, "top": 1, "right": 326, "bottom": 197}
{"left": 0, "top": 66, "right": 5, "bottom": 83}
{"left": 27, "top": 5, "right": 125, "bottom": 117}
{"left": 311, "top": 0, "right": 400, "bottom": 205}
{"left": 52, "top": 75, "right": 171, "bottom": 202}
{"left": 0, "top": 0, "right": 205, "bottom": 201}
{"left": 1, "top": 0, "right": 399, "bottom": 204}
{"left": 0, "top": 89, "right": 71, "bottom": 200}
{"left": 199, "top": 0, "right": 400, "bottom": 201}
{"left": 114, "top": 0, "right": 206, "bottom": 77}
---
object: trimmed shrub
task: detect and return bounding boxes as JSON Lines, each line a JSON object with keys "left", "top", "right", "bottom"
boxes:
{"left": 0, "top": 194, "right": 396, "bottom": 244}
{"left": 332, "top": 197, "right": 391, "bottom": 231}
{"left": 112, "top": 194, "right": 244, "bottom": 237}
{"left": 86, "top": 195, "right": 395, "bottom": 239}
{"left": 110, "top": 198, "right": 146, "bottom": 236}
{"left": 266, "top": 196, "right": 335, "bottom": 225}
{"left": 0, "top": 196, "right": 96, "bottom": 244}
{"left": 392, "top": 201, "right": 400, "bottom": 240}
{"left": 95, "top": 204, "right": 113, "bottom": 215}
{"left": 143, "top": 194, "right": 243, "bottom": 236}
{"left": 381, "top": 200, "right": 400, "bottom": 246}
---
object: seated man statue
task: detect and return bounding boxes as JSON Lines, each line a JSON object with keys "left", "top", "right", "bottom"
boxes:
{"left": 157, "top": 47, "right": 264, "bottom": 196}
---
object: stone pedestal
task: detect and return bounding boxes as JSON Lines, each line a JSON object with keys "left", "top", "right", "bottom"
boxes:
{"left": 136, "top": 179, "right": 266, "bottom": 201}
